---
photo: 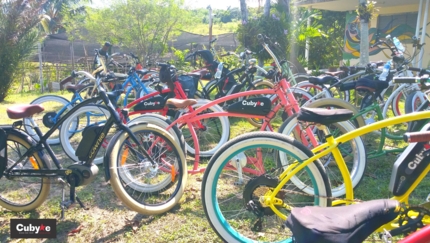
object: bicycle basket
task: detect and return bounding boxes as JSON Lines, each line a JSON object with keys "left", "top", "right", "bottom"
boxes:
{"left": 0, "top": 129, "right": 6, "bottom": 178}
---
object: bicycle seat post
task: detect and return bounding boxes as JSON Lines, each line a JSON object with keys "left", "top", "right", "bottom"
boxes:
{"left": 315, "top": 124, "right": 331, "bottom": 136}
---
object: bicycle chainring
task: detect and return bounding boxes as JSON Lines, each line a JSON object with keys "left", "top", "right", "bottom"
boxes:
{"left": 243, "top": 174, "right": 285, "bottom": 216}
{"left": 42, "top": 112, "right": 58, "bottom": 128}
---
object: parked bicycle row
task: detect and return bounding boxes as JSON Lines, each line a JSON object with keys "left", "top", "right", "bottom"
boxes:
{"left": 1, "top": 33, "right": 430, "bottom": 242}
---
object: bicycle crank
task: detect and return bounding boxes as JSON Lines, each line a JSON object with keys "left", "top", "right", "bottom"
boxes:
{"left": 244, "top": 174, "right": 286, "bottom": 216}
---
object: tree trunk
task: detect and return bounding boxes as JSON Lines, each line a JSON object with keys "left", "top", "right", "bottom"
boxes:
{"left": 240, "top": 0, "right": 248, "bottom": 23}
{"left": 278, "top": 0, "right": 290, "bottom": 18}
{"left": 359, "top": 0, "right": 369, "bottom": 65}
{"left": 288, "top": 7, "right": 306, "bottom": 74}
{"left": 264, "top": 0, "right": 270, "bottom": 17}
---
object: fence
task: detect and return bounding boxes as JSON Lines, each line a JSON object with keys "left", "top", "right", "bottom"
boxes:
{"left": 21, "top": 31, "right": 238, "bottom": 93}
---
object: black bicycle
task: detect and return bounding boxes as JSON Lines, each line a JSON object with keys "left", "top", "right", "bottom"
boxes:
{"left": 0, "top": 69, "right": 187, "bottom": 217}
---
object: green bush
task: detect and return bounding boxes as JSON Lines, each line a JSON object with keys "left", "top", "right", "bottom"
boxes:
{"left": 0, "top": 0, "right": 45, "bottom": 101}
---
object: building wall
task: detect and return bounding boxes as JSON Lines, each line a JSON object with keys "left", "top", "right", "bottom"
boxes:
{"left": 343, "top": 6, "right": 430, "bottom": 68}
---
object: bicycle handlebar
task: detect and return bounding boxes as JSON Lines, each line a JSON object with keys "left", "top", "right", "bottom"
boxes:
{"left": 210, "top": 38, "right": 218, "bottom": 44}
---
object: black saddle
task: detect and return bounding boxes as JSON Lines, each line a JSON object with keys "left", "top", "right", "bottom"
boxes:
{"left": 355, "top": 78, "right": 389, "bottom": 93}
{"left": 285, "top": 199, "right": 400, "bottom": 243}
{"left": 297, "top": 107, "right": 353, "bottom": 125}
{"left": 308, "top": 76, "right": 338, "bottom": 86}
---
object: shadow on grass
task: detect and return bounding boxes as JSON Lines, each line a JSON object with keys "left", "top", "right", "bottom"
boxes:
{"left": 44, "top": 220, "right": 80, "bottom": 243}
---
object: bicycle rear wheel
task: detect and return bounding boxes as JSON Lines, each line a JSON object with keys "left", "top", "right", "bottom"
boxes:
{"left": 0, "top": 132, "right": 50, "bottom": 211}
{"left": 175, "top": 99, "right": 230, "bottom": 157}
{"left": 202, "top": 132, "right": 331, "bottom": 243}
{"left": 24, "top": 95, "right": 74, "bottom": 145}
{"left": 108, "top": 123, "right": 187, "bottom": 215}
{"left": 59, "top": 104, "right": 111, "bottom": 164}
{"left": 278, "top": 113, "right": 366, "bottom": 197}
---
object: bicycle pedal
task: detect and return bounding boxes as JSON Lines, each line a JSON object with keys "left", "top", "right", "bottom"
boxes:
{"left": 60, "top": 200, "right": 76, "bottom": 209}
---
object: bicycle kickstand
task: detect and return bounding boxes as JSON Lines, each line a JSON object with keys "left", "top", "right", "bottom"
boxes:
{"left": 58, "top": 176, "right": 88, "bottom": 220}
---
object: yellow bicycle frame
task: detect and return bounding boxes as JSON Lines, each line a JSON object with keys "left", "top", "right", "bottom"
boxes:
{"left": 263, "top": 110, "right": 430, "bottom": 228}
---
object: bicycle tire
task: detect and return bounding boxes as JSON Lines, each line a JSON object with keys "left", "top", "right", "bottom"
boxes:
{"left": 405, "top": 91, "right": 430, "bottom": 133}
{"left": 59, "top": 104, "right": 110, "bottom": 165}
{"left": 72, "top": 83, "right": 99, "bottom": 100}
{"left": 108, "top": 123, "right": 187, "bottom": 215}
{"left": 305, "top": 98, "right": 366, "bottom": 130}
{"left": 127, "top": 113, "right": 186, "bottom": 155}
{"left": 278, "top": 113, "right": 366, "bottom": 197}
{"left": 0, "top": 132, "right": 50, "bottom": 211}
{"left": 24, "top": 95, "right": 74, "bottom": 145}
{"left": 245, "top": 79, "right": 275, "bottom": 128}
{"left": 175, "top": 99, "right": 230, "bottom": 157}
{"left": 201, "top": 131, "right": 331, "bottom": 243}
{"left": 295, "top": 81, "right": 350, "bottom": 102}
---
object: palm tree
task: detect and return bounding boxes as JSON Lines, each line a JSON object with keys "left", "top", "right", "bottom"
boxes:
{"left": 42, "top": 0, "right": 83, "bottom": 34}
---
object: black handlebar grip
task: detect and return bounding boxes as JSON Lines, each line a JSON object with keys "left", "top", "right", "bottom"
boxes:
{"left": 409, "top": 67, "right": 422, "bottom": 72}
{"left": 392, "top": 77, "right": 419, "bottom": 84}
{"left": 210, "top": 38, "right": 218, "bottom": 44}
{"left": 403, "top": 131, "right": 430, "bottom": 143}
{"left": 355, "top": 66, "right": 367, "bottom": 71}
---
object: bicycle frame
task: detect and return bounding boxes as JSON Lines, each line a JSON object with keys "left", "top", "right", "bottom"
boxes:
{"left": 5, "top": 93, "right": 155, "bottom": 178}
{"left": 166, "top": 77, "right": 319, "bottom": 174}
{"left": 267, "top": 110, "right": 430, "bottom": 230}
{"left": 121, "top": 71, "right": 150, "bottom": 107}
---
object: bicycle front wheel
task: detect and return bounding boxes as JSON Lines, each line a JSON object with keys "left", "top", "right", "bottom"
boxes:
{"left": 108, "top": 123, "right": 187, "bottom": 215}
{"left": 202, "top": 132, "right": 331, "bottom": 243}
{"left": 0, "top": 132, "right": 50, "bottom": 211}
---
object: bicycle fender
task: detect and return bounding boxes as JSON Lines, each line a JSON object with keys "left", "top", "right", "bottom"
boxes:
{"left": 0, "top": 126, "right": 39, "bottom": 178}
{"left": 103, "top": 130, "right": 122, "bottom": 181}
{"left": 0, "top": 128, "right": 6, "bottom": 178}
{"left": 103, "top": 121, "right": 150, "bottom": 181}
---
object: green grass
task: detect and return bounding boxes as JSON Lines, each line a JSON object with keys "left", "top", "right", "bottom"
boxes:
{"left": 0, "top": 90, "right": 429, "bottom": 242}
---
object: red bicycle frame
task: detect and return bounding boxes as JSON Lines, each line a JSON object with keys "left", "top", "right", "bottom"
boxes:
{"left": 166, "top": 76, "right": 318, "bottom": 174}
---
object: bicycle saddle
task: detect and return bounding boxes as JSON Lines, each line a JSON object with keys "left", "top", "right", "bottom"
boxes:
{"left": 285, "top": 199, "right": 400, "bottom": 243}
{"left": 297, "top": 107, "right": 353, "bottom": 125}
{"left": 165, "top": 98, "right": 197, "bottom": 109}
{"left": 324, "top": 70, "right": 344, "bottom": 76}
{"left": 355, "top": 77, "right": 389, "bottom": 93}
{"left": 7, "top": 104, "right": 44, "bottom": 119}
{"left": 308, "top": 76, "right": 338, "bottom": 85}
{"left": 65, "top": 84, "right": 87, "bottom": 93}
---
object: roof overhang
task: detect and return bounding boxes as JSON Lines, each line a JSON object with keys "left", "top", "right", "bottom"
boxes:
{"left": 295, "top": 0, "right": 422, "bottom": 14}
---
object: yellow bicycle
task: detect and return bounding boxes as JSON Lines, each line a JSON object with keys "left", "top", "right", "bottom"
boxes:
{"left": 201, "top": 75, "right": 430, "bottom": 242}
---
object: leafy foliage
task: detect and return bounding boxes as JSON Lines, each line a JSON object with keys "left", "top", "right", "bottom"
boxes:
{"left": 63, "top": 0, "right": 193, "bottom": 62}
{"left": 0, "top": 0, "right": 45, "bottom": 101}
{"left": 236, "top": 10, "right": 289, "bottom": 61}
{"left": 356, "top": 0, "right": 378, "bottom": 23}
{"left": 305, "top": 10, "right": 346, "bottom": 69}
